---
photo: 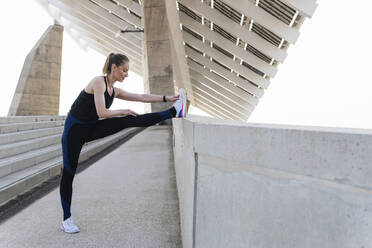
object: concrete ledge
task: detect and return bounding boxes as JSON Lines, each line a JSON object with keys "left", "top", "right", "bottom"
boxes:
{"left": 0, "top": 115, "right": 66, "bottom": 124}
{"left": 172, "top": 115, "right": 372, "bottom": 248}
{"left": 0, "top": 126, "right": 63, "bottom": 145}
{"left": 0, "top": 120, "right": 64, "bottom": 134}
{"left": 0, "top": 144, "right": 61, "bottom": 179}
{"left": 0, "top": 134, "right": 61, "bottom": 159}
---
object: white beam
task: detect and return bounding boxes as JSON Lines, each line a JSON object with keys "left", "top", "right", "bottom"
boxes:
{"left": 192, "top": 89, "right": 247, "bottom": 121}
{"left": 191, "top": 79, "right": 251, "bottom": 119}
{"left": 188, "top": 60, "right": 258, "bottom": 108}
{"left": 185, "top": 46, "right": 264, "bottom": 96}
{"left": 280, "top": 0, "right": 318, "bottom": 18}
{"left": 190, "top": 70, "right": 254, "bottom": 117}
{"left": 75, "top": 0, "right": 141, "bottom": 41}
{"left": 91, "top": 0, "right": 142, "bottom": 28}
{"left": 178, "top": 0, "right": 287, "bottom": 61}
{"left": 194, "top": 97, "right": 239, "bottom": 120}
{"left": 180, "top": 11, "right": 278, "bottom": 76}
{"left": 57, "top": 0, "right": 142, "bottom": 50}
{"left": 115, "top": 0, "right": 142, "bottom": 17}
{"left": 191, "top": 78, "right": 252, "bottom": 119}
{"left": 39, "top": 1, "right": 143, "bottom": 76}
{"left": 194, "top": 99, "right": 235, "bottom": 120}
{"left": 57, "top": 11, "right": 142, "bottom": 66}
{"left": 193, "top": 101, "right": 231, "bottom": 120}
{"left": 221, "top": 0, "right": 299, "bottom": 44}
{"left": 46, "top": 0, "right": 143, "bottom": 61}
{"left": 183, "top": 31, "right": 270, "bottom": 88}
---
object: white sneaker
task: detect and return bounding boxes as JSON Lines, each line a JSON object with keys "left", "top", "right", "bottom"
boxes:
{"left": 173, "top": 88, "right": 187, "bottom": 118}
{"left": 61, "top": 216, "right": 80, "bottom": 234}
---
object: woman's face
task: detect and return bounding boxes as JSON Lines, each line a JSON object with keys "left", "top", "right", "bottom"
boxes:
{"left": 112, "top": 62, "right": 129, "bottom": 82}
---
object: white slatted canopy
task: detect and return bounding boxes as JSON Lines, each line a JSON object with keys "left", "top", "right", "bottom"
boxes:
{"left": 37, "top": 0, "right": 317, "bottom": 121}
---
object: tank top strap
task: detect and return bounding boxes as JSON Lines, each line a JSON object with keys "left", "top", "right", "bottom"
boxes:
{"left": 104, "top": 76, "right": 115, "bottom": 98}
{"left": 103, "top": 76, "right": 108, "bottom": 92}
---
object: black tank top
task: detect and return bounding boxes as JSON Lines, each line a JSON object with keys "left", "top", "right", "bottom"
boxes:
{"left": 70, "top": 76, "right": 115, "bottom": 122}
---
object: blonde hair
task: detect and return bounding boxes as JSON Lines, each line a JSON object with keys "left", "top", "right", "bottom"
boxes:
{"left": 102, "top": 53, "right": 129, "bottom": 74}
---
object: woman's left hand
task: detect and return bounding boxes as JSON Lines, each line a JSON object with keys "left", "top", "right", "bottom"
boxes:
{"left": 166, "top": 94, "right": 179, "bottom": 102}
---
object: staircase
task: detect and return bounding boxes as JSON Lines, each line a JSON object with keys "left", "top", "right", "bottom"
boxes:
{"left": 0, "top": 115, "right": 142, "bottom": 207}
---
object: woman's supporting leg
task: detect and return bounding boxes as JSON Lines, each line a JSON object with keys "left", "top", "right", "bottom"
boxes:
{"left": 86, "top": 107, "right": 176, "bottom": 142}
{"left": 60, "top": 123, "right": 87, "bottom": 221}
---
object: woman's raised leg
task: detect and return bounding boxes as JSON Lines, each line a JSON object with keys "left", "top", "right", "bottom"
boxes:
{"left": 85, "top": 107, "right": 176, "bottom": 142}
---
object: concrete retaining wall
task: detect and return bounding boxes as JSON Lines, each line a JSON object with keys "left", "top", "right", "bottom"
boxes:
{"left": 172, "top": 115, "right": 372, "bottom": 248}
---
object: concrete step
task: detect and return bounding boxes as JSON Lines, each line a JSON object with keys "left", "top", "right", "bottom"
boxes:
{"left": 0, "top": 157, "right": 62, "bottom": 206}
{"left": 0, "top": 134, "right": 61, "bottom": 160}
{"left": 0, "top": 144, "right": 62, "bottom": 179}
{"left": 0, "top": 127, "right": 141, "bottom": 206}
{"left": 0, "top": 126, "right": 64, "bottom": 145}
{"left": 0, "top": 125, "right": 130, "bottom": 179}
{"left": 0, "top": 115, "right": 66, "bottom": 124}
{"left": 0, "top": 120, "right": 65, "bottom": 134}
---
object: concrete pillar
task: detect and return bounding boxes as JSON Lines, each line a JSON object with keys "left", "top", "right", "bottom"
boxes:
{"left": 142, "top": 0, "right": 175, "bottom": 113}
{"left": 8, "top": 23, "right": 63, "bottom": 116}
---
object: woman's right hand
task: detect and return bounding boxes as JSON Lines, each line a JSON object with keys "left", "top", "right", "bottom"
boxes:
{"left": 120, "top": 109, "right": 138, "bottom": 117}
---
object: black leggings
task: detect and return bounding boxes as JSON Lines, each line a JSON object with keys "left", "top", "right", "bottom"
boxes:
{"left": 60, "top": 108, "right": 176, "bottom": 220}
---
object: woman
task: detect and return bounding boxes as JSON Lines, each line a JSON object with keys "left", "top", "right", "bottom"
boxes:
{"left": 60, "top": 53, "right": 186, "bottom": 233}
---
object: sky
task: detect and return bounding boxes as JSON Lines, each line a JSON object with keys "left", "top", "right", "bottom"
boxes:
{"left": 0, "top": 1, "right": 371, "bottom": 129}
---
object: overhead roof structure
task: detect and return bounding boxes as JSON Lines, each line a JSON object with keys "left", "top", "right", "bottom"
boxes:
{"left": 37, "top": 0, "right": 317, "bottom": 121}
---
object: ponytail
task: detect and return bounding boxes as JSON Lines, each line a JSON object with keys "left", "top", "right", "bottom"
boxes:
{"left": 102, "top": 53, "right": 129, "bottom": 75}
{"left": 102, "top": 53, "right": 114, "bottom": 75}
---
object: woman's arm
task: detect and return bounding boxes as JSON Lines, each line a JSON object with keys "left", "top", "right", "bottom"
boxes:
{"left": 115, "top": 87, "right": 179, "bottom": 103}
{"left": 92, "top": 78, "right": 137, "bottom": 118}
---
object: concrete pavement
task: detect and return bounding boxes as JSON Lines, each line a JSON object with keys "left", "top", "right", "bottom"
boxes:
{"left": 0, "top": 125, "right": 181, "bottom": 248}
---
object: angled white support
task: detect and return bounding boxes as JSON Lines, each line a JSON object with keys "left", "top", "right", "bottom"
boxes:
{"left": 221, "top": 0, "right": 300, "bottom": 44}
{"left": 180, "top": 12, "right": 277, "bottom": 77}
{"left": 194, "top": 95, "right": 242, "bottom": 120}
{"left": 56, "top": 0, "right": 142, "bottom": 50}
{"left": 191, "top": 79, "right": 251, "bottom": 119}
{"left": 66, "top": 20, "right": 142, "bottom": 68}
{"left": 115, "top": 0, "right": 142, "bottom": 17}
{"left": 46, "top": 0, "right": 142, "bottom": 60}
{"left": 194, "top": 100, "right": 233, "bottom": 120}
{"left": 185, "top": 46, "right": 264, "bottom": 97}
{"left": 280, "top": 0, "right": 318, "bottom": 18}
{"left": 183, "top": 31, "right": 270, "bottom": 88}
{"left": 192, "top": 88, "right": 247, "bottom": 121}
{"left": 40, "top": 1, "right": 142, "bottom": 66}
{"left": 190, "top": 76, "right": 253, "bottom": 119}
{"left": 75, "top": 0, "right": 141, "bottom": 41}
{"left": 91, "top": 0, "right": 142, "bottom": 28}
{"left": 178, "top": 0, "right": 287, "bottom": 61}
{"left": 188, "top": 59, "right": 258, "bottom": 107}
{"left": 194, "top": 97, "right": 236, "bottom": 120}
{"left": 55, "top": 12, "right": 142, "bottom": 65}
{"left": 189, "top": 68, "right": 254, "bottom": 115}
